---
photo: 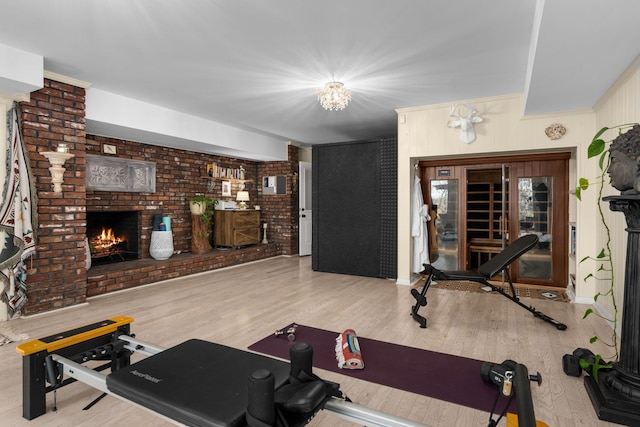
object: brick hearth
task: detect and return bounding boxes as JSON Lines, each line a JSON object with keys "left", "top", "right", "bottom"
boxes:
{"left": 86, "top": 244, "right": 279, "bottom": 297}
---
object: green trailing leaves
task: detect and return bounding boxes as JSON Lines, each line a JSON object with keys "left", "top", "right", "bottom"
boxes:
{"left": 588, "top": 138, "right": 606, "bottom": 159}
{"left": 575, "top": 178, "right": 590, "bottom": 200}
{"left": 598, "top": 152, "right": 607, "bottom": 171}
{"left": 592, "top": 126, "right": 609, "bottom": 142}
{"left": 587, "top": 126, "right": 609, "bottom": 160}
{"left": 579, "top": 178, "right": 590, "bottom": 190}
{"left": 579, "top": 354, "right": 613, "bottom": 383}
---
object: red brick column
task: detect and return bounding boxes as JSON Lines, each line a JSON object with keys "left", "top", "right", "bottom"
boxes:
{"left": 20, "top": 79, "right": 88, "bottom": 314}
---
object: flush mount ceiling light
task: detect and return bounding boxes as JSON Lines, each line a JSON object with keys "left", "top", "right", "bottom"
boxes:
{"left": 317, "top": 81, "right": 351, "bottom": 111}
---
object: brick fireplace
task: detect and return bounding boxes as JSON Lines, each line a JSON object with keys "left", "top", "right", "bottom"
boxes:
{"left": 17, "top": 78, "right": 299, "bottom": 316}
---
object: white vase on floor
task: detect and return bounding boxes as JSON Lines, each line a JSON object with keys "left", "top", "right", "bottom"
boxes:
{"left": 150, "top": 230, "right": 174, "bottom": 260}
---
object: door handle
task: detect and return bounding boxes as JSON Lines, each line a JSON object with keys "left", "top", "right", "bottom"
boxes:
{"left": 301, "top": 214, "right": 306, "bottom": 218}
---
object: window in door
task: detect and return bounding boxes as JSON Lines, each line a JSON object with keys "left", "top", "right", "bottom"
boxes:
{"left": 517, "top": 176, "right": 552, "bottom": 281}
{"left": 429, "top": 179, "right": 458, "bottom": 271}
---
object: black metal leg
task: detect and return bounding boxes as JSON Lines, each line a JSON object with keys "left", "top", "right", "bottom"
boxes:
{"left": 410, "top": 274, "right": 433, "bottom": 328}
{"left": 483, "top": 275, "right": 567, "bottom": 330}
{"left": 22, "top": 350, "right": 47, "bottom": 420}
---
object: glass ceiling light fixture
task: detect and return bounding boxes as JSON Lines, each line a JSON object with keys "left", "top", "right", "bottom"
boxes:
{"left": 317, "top": 81, "right": 351, "bottom": 111}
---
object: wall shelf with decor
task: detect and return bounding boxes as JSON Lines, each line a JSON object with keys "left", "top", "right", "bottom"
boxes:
{"left": 206, "top": 163, "right": 247, "bottom": 180}
{"left": 202, "top": 176, "right": 254, "bottom": 192}
{"left": 201, "top": 176, "right": 254, "bottom": 183}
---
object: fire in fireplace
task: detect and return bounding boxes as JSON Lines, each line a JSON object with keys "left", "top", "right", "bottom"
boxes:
{"left": 90, "top": 227, "right": 127, "bottom": 261}
{"left": 87, "top": 211, "right": 139, "bottom": 265}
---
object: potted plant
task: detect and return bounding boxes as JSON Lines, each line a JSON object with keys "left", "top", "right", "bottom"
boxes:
{"left": 187, "top": 194, "right": 218, "bottom": 235}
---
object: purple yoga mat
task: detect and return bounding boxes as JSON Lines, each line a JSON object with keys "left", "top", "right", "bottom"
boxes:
{"left": 248, "top": 323, "right": 517, "bottom": 414}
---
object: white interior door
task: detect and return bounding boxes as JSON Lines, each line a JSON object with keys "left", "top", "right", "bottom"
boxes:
{"left": 299, "top": 161, "right": 312, "bottom": 256}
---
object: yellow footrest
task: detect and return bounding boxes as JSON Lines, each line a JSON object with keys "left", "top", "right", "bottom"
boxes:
{"left": 16, "top": 315, "right": 134, "bottom": 356}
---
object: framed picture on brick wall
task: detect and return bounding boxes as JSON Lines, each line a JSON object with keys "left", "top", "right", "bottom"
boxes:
{"left": 222, "top": 180, "right": 231, "bottom": 197}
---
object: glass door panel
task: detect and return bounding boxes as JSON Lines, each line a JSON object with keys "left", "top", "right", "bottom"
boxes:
{"left": 517, "top": 176, "right": 552, "bottom": 280}
{"left": 465, "top": 168, "right": 508, "bottom": 270}
{"left": 430, "top": 179, "right": 458, "bottom": 271}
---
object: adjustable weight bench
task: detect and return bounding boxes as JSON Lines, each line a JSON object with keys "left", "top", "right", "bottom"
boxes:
{"left": 17, "top": 316, "right": 426, "bottom": 427}
{"left": 410, "top": 234, "right": 567, "bottom": 331}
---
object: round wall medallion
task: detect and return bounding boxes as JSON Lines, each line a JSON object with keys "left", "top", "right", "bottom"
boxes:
{"left": 545, "top": 123, "right": 566, "bottom": 140}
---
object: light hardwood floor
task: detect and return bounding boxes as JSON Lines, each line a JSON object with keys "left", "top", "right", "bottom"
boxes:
{"left": 0, "top": 256, "right": 619, "bottom": 427}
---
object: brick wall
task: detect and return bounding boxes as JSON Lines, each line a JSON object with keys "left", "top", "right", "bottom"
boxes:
{"left": 17, "top": 79, "right": 298, "bottom": 315}
{"left": 257, "top": 144, "right": 299, "bottom": 255}
{"left": 84, "top": 134, "right": 261, "bottom": 256}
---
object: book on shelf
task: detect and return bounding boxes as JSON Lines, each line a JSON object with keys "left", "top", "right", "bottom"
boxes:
{"left": 206, "top": 163, "right": 246, "bottom": 180}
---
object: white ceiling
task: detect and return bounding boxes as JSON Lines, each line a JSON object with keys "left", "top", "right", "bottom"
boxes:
{"left": 1, "top": 0, "right": 640, "bottom": 158}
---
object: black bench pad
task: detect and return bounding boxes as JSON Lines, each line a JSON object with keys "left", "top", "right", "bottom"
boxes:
{"left": 106, "top": 339, "right": 290, "bottom": 427}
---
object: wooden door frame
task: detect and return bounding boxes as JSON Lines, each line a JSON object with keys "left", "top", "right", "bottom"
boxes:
{"left": 419, "top": 152, "right": 570, "bottom": 287}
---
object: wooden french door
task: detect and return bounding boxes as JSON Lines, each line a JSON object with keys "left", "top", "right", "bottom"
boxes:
{"left": 419, "top": 152, "right": 569, "bottom": 287}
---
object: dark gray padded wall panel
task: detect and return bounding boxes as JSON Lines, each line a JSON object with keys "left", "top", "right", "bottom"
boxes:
{"left": 379, "top": 139, "right": 397, "bottom": 279}
{"left": 312, "top": 141, "right": 381, "bottom": 277}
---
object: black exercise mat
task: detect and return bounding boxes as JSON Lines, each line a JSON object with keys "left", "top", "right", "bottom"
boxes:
{"left": 248, "top": 324, "right": 517, "bottom": 414}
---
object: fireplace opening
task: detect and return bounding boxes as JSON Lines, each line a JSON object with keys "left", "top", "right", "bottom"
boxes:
{"left": 87, "top": 211, "right": 139, "bottom": 266}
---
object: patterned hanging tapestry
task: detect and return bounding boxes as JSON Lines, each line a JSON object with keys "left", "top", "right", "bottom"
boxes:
{"left": 0, "top": 103, "right": 37, "bottom": 317}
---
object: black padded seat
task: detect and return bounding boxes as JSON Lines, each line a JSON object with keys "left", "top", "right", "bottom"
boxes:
{"left": 106, "top": 339, "right": 290, "bottom": 427}
{"left": 477, "top": 234, "right": 539, "bottom": 278}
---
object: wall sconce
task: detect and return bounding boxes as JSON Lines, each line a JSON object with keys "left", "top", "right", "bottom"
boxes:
{"left": 41, "top": 150, "right": 75, "bottom": 193}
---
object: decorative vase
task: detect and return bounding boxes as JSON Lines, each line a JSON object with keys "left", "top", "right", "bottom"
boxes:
{"left": 149, "top": 230, "right": 174, "bottom": 260}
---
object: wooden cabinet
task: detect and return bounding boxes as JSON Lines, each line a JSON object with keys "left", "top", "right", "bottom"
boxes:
{"left": 214, "top": 210, "right": 260, "bottom": 248}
